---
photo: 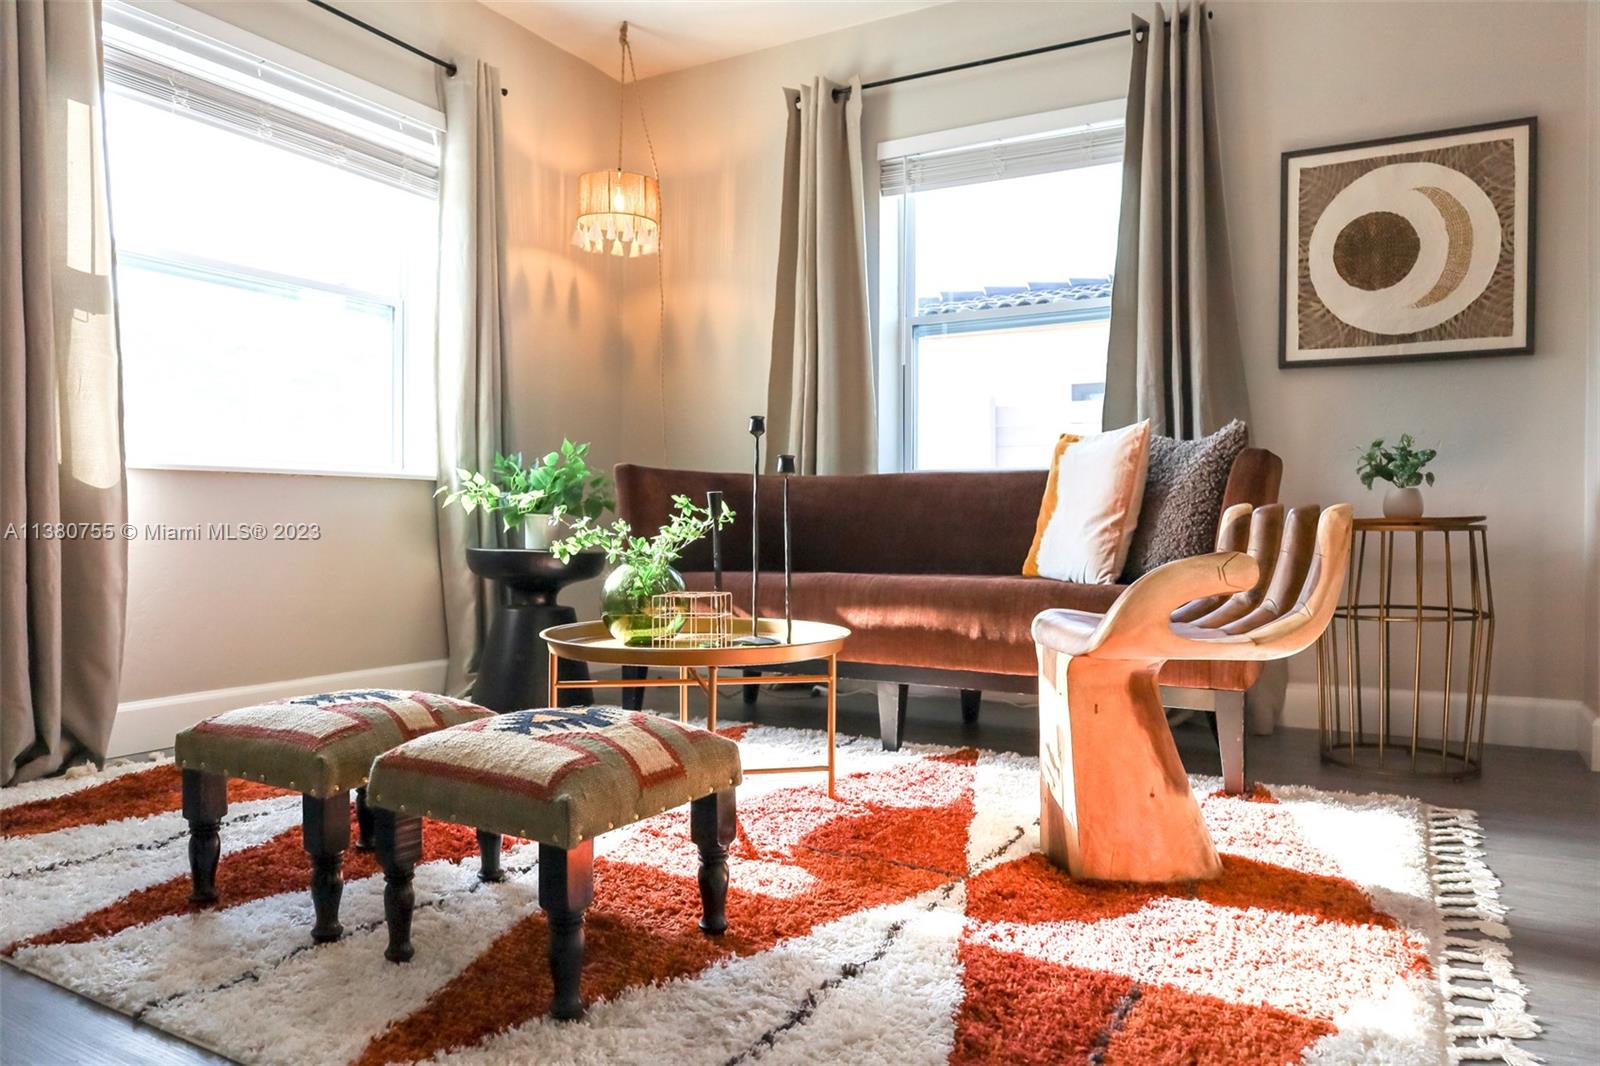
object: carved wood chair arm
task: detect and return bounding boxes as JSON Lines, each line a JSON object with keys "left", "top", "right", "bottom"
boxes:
{"left": 1034, "top": 551, "right": 1259, "bottom": 660}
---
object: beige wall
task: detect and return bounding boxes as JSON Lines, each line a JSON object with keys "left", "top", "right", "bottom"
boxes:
{"left": 622, "top": 0, "right": 1596, "bottom": 709}
{"left": 120, "top": 0, "right": 1597, "bottom": 747}
{"left": 121, "top": 0, "right": 623, "bottom": 704}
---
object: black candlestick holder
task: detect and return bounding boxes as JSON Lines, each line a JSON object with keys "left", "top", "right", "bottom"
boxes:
{"left": 707, "top": 489, "right": 724, "bottom": 592}
{"left": 735, "top": 416, "right": 778, "bottom": 646}
{"left": 776, "top": 453, "right": 796, "bottom": 644}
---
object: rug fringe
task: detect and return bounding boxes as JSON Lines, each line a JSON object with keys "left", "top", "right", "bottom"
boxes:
{"left": 1427, "top": 807, "right": 1542, "bottom": 1065}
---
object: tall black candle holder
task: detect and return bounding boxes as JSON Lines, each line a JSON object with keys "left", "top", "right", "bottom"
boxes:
{"left": 776, "top": 453, "right": 796, "bottom": 644}
{"left": 735, "top": 416, "right": 777, "bottom": 645}
{"left": 706, "top": 489, "right": 724, "bottom": 592}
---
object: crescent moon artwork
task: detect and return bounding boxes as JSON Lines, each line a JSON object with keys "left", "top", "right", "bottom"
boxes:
{"left": 1279, "top": 118, "right": 1535, "bottom": 367}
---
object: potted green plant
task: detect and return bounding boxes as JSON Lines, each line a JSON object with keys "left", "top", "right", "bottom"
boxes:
{"left": 1356, "top": 434, "right": 1437, "bottom": 518}
{"left": 437, "top": 441, "right": 615, "bottom": 549}
{"left": 551, "top": 494, "right": 736, "bottom": 645}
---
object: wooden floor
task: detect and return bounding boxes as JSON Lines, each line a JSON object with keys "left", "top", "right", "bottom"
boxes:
{"left": 3, "top": 686, "right": 1596, "bottom": 1066}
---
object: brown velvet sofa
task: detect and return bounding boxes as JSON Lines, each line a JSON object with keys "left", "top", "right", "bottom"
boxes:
{"left": 614, "top": 449, "right": 1282, "bottom": 751}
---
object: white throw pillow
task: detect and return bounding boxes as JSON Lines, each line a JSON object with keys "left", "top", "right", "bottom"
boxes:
{"left": 1034, "top": 420, "right": 1152, "bottom": 584}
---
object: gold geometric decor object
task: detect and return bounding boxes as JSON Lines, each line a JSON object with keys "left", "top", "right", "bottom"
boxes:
{"left": 1316, "top": 516, "right": 1495, "bottom": 780}
{"left": 649, "top": 591, "right": 733, "bottom": 649}
{"left": 1279, "top": 117, "right": 1534, "bottom": 368}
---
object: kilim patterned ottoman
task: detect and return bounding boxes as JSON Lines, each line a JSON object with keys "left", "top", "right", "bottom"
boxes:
{"left": 365, "top": 706, "right": 743, "bottom": 1021}
{"left": 174, "top": 690, "right": 494, "bottom": 943}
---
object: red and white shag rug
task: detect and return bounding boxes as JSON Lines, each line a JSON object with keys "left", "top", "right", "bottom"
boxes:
{"left": 1, "top": 726, "right": 1539, "bottom": 1066}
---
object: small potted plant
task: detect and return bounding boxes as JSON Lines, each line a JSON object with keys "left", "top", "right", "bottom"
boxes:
{"left": 1356, "top": 434, "right": 1437, "bottom": 518}
{"left": 437, "top": 441, "right": 615, "bottom": 549}
{"left": 551, "top": 494, "right": 736, "bottom": 645}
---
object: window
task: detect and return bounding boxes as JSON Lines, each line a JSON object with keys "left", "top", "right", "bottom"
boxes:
{"left": 102, "top": 2, "right": 441, "bottom": 477}
{"left": 878, "top": 104, "right": 1124, "bottom": 471}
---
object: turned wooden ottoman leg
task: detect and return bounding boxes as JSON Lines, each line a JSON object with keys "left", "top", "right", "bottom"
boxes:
{"left": 476, "top": 830, "right": 505, "bottom": 883}
{"left": 375, "top": 809, "right": 424, "bottom": 962}
{"left": 181, "top": 769, "right": 227, "bottom": 905}
{"left": 690, "top": 790, "right": 736, "bottom": 935}
{"left": 303, "top": 793, "right": 351, "bottom": 943}
{"left": 354, "top": 787, "right": 375, "bottom": 850}
{"left": 539, "top": 841, "right": 594, "bottom": 1021}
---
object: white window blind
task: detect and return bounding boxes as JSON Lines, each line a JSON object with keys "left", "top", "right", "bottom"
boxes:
{"left": 101, "top": 2, "right": 440, "bottom": 197}
{"left": 879, "top": 121, "right": 1124, "bottom": 197}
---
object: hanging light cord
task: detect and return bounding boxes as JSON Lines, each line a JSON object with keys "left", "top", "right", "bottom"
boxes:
{"left": 620, "top": 25, "right": 669, "bottom": 460}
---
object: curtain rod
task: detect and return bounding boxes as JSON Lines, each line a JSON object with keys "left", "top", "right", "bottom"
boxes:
{"left": 306, "top": 0, "right": 457, "bottom": 78}
{"left": 831, "top": 11, "right": 1211, "bottom": 101}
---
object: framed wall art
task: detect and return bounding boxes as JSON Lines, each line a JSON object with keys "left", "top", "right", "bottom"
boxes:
{"left": 1279, "top": 117, "right": 1535, "bottom": 368}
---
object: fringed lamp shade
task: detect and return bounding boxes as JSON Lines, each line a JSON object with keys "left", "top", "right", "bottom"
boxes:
{"left": 573, "top": 168, "right": 660, "bottom": 257}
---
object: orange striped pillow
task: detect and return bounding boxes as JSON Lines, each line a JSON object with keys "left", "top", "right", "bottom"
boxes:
{"left": 1023, "top": 434, "right": 1082, "bottom": 576}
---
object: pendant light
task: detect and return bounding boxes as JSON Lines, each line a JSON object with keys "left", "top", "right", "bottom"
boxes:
{"left": 573, "top": 22, "right": 660, "bottom": 258}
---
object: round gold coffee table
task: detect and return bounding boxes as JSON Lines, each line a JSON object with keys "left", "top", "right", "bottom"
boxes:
{"left": 540, "top": 619, "right": 851, "bottom": 796}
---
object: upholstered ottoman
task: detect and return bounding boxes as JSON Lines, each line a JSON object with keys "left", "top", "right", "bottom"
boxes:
{"left": 365, "top": 705, "right": 742, "bottom": 1020}
{"left": 174, "top": 689, "right": 494, "bottom": 942}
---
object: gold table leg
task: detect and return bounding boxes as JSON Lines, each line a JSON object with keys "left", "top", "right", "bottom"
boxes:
{"left": 678, "top": 666, "right": 690, "bottom": 724}
{"left": 547, "top": 649, "right": 559, "bottom": 707}
{"left": 826, "top": 654, "right": 837, "bottom": 798}
{"left": 707, "top": 666, "right": 719, "bottom": 731}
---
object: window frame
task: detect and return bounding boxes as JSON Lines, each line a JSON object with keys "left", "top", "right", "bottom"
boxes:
{"left": 103, "top": 0, "right": 442, "bottom": 481}
{"left": 875, "top": 100, "right": 1124, "bottom": 473}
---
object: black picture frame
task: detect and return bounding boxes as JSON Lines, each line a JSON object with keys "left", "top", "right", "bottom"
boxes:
{"left": 1277, "top": 116, "right": 1537, "bottom": 370}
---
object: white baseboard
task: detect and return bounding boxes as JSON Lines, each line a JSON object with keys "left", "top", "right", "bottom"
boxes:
{"left": 1581, "top": 702, "right": 1600, "bottom": 771}
{"left": 1282, "top": 681, "right": 1597, "bottom": 765}
{"left": 108, "top": 660, "right": 449, "bottom": 759}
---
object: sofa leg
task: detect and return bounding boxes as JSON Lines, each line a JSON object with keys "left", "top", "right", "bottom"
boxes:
{"left": 1215, "top": 691, "right": 1248, "bottom": 795}
{"left": 303, "top": 792, "right": 351, "bottom": 943}
{"left": 620, "top": 665, "right": 646, "bottom": 711}
{"left": 181, "top": 769, "right": 227, "bottom": 905}
{"left": 877, "top": 683, "right": 909, "bottom": 752}
{"left": 540, "top": 841, "right": 595, "bottom": 1021}
{"left": 959, "top": 689, "right": 981, "bottom": 725}
{"left": 375, "top": 809, "right": 423, "bottom": 962}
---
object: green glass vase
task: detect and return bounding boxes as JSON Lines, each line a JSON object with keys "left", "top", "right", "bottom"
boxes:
{"left": 601, "top": 563, "right": 687, "bottom": 646}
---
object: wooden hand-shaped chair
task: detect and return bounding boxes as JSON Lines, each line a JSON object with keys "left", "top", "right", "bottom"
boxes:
{"left": 1031, "top": 503, "right": 1353, "bottom": 883}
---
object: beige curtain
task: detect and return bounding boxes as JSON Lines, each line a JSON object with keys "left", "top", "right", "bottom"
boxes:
{"left": 435, "top": 61, "right": 507, "bottom": 696}
{"left": 766, "top": 77, "right": 875, "bottom": 475}
{"left": 1, "top": 0, "right": 128, "bottom": 785}
{"left": 1104, "top": 1, "right": 1248, "bottom": 440}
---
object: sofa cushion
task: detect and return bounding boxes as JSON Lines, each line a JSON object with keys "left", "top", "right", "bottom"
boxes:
{"left": 174, "top": 690, "right": 494, "bottom": 798}
{"left": 365, "top": 707, "right": 742, "bottom": 849}
{"left": 1123, "top": 420, "right": 1250, "bottom": 580}
{"left": 1034, "top": 420, "right": 1151, "bottom": 584}
{"left": 688, "top": 571, "right": 1124, "bottom": 676}
{"left": 1022, "top": 433, "right": 1081, "bottom": 576}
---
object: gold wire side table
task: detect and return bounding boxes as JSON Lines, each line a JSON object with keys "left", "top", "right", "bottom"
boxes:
{"left": 1317, "top": 516, "right": 1494, "bottom": 779}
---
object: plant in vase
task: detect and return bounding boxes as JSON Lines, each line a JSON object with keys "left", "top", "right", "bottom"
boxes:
{"left": 437, "top": 441, "right": 615, "bottom": 549}
{"left": 1356, "top": 434, "right": 1437, "bottom": 518}
{"left": 552, "top": 495, "right": 736, "bottom": 645}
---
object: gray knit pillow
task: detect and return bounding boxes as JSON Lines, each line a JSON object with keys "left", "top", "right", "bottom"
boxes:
{"left": 1121, "top": 420, "right": 1249, "bottom": 581}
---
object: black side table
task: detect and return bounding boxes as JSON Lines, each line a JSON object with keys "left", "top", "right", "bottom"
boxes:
{"left": 466, "top": 548, "right": 605, "bottom": 711}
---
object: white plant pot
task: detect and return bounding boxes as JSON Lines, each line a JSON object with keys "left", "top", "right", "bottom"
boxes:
{"left": 1382, "top": 486, "right": 1425, "bottom": 519}
{"left": 514, "top": 515, "right": 562, "bottom": 550}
